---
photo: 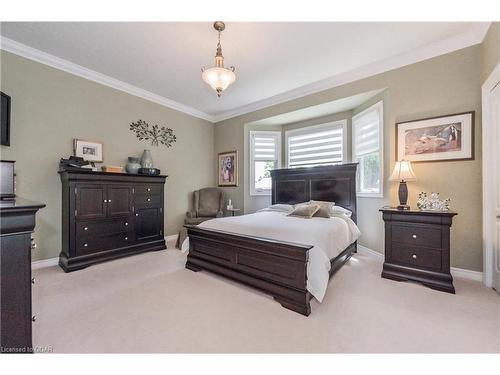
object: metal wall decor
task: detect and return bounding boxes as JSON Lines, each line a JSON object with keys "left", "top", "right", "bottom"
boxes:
{"left": 129, "top": 119, "right": 177, "bottom": 147}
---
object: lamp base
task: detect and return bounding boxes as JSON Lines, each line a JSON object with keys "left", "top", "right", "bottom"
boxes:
{"left": 397, "top": 204, "right": 411, "bottom": 210}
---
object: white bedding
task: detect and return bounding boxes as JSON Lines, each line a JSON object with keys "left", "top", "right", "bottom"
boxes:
{"left": 181, "top": 210, "right": 360, "bottom": 302}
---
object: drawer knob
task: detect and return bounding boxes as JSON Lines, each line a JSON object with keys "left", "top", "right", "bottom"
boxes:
{"left": 31, "top": 277, "right": 35, "bottom": 284}
{"left": 147, "top": 188, "right": 151, "bottom": 192}
{"left": 108, "top": 200, "right": 112, "bottom": 203}
{"left": 412, "top": 254, "right": 417, "bottom": 259}
{"left": 412, "top": 234, "right": 417, "bottom": 239}
{"left": 84, "top": 243, "right": 88, "bottom": 247}
{"left": 124, "top": 222, "right": 129, "bottom": 226}
{"left": 135, "top": 213, "right": 139, "bottom": 217}
{"left": 147, "top": 198, "right": 151, "bottom": 202}
{"left": 31, "top": 239, "right": 37, "bottom": 250}
{"left": 103, "top": 199, "right": 108, "bottom": 203}
{"left": 32, "top": 316, "right": 36, "bottom": 322}
{"left": 125, "top": 236, "right": 128, "bottom": 241}
{"left": 84, "top": 226, "right": 89, "bottom": 231}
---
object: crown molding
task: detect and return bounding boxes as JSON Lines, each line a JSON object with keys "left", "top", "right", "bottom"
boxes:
{"left": 212, "top": 23, "right": 491, "bottom": 123}
{"left": 0, "top": 36, "right": 216, "bottom": 123}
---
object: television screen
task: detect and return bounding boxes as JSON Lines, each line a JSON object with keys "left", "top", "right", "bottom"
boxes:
{"left": 1, "top": 92, "right": 11, "bottom": 146}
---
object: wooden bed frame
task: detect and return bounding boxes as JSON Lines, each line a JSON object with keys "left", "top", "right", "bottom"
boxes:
{"left": 185, "top": 163, "right": 358, "bottom": 316}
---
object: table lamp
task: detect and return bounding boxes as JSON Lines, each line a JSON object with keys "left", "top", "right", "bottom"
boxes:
{"left": 389, "top": 160, "right": 417, "bottom": 210}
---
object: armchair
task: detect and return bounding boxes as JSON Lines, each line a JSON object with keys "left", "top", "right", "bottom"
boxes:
{"left": 177, "top": 188, "right": 225, "bottom": 248}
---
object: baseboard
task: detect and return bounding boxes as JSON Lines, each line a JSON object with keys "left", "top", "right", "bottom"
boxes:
{"left": 356, "top": 244, "right": 483, "bottom": 282}
{"left": 32, "top": 257, "right": 59, "bottom": 270}
{"left": 165, "top": 234, "right": 179, "bottom": 248}
{"left": 32, "top": 237, "right": 178, "bottom": 269}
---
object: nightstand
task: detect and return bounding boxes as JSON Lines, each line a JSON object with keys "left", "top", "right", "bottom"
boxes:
{"left": 380, "top": 208, "right": 457, "bottom": 293}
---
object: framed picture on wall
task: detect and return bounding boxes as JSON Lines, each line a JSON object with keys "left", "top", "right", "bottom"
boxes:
{"left": 74, "top": 139, "right": 103, "bottom": 162}
{"left": 396, "top": 111, "right": 474, "bottom": 163}
{"left": 218, "top": 150, "right": 238, "bottom": 187}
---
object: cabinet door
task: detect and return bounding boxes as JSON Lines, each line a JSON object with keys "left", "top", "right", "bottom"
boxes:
{"left": 107, "top": 185, "right": 133, "bottom": 218}
{"left": 135, "top": 207, "right": 162, "bottom": 241}
{"left": 75, "top": 184, "right": 106, "bottom": 220}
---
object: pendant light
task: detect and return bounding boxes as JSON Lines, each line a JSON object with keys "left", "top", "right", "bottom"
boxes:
{"left": 201, "top": 21, "right": 236, "bottom": 97}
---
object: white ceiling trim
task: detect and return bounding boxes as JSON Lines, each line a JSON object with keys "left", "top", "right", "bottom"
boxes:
{"left": 212, "top": 23, "right": 491, "bottom": 123}
{"left": 0, "top": 36, "right": 215, "bottom": 122}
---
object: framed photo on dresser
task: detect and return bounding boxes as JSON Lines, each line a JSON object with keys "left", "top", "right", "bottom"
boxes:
{"left": 396, "top": 111, "right": 474, "bottom": 163}
{"left": 218, "top": 150, "right": 238, "bottom": 187}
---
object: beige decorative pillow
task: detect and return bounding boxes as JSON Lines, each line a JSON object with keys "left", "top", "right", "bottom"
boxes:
{"left": 287, "top": 204, "right": 321, "bottom": 219}
{"left": 309, "top": 200, "right": 335, "bottom": 218}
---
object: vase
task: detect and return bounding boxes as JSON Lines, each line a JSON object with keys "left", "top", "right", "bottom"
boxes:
{"left": 140, "top": 149, "right": 153, "bottom": 168}
{"left": 125, "top": 157, "right": 141, "bottom": 174}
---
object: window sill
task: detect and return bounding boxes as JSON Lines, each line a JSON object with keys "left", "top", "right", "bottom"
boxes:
{"left": 250, "top": 191, "right": 272, "bottom": 197}
{"left": 357, "top": 192, "right": 384, "bottom": 198}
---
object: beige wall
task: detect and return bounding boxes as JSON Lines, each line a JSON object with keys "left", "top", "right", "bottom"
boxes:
{"left": 481, "top": 22, "right": 500, "bottom": 83}
{"left": 215, "top": 45, "right": 483, "bottom": 271}
{"left": 0, "top": 51, "right": 215, "bottom": 261}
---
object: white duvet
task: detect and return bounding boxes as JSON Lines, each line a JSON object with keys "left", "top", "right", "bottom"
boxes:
{"left": 181, "top": 210, "right": 360, "bottom": 302}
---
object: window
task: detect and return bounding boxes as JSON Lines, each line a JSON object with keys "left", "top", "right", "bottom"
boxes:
{"left": 352, "top": 101, "right": 384, "bottom": 197}
{"left": 250, "top": 131, "right": 281, "bottom": 195}
{"left": 285, "top": 121, "right": 347, "bottom": 168}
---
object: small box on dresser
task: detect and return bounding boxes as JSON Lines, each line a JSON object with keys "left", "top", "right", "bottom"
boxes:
{"left": 380, "top": 208, "right": 457, "bottom": 293}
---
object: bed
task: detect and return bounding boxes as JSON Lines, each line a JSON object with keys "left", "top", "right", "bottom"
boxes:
{"left": 184, "top": 163, "right": 359, "bottom": 316}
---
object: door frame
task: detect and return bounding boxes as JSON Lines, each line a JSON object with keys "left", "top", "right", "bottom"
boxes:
{"left": 482, "top": 60, "right": 500, "bottom": 288}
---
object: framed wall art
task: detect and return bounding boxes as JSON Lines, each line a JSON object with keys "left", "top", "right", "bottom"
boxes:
{"left": 74, "top": 139, "right": 103, "bottom": 162}
{"left": 218, "top": 150, "right": 238, "bottom": 187}
{"left": 396, "top": 111, "right": 474, "bottom": 163}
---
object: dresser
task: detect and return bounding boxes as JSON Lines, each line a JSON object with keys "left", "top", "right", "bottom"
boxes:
{"left": 59, "top": 171, "right": 167, "bottom": 272}
{"left": 0, "top": 199, "right": 45, "bottom": 353}
{"left": 380, "top": 208, "right": 457, "bottom": 293}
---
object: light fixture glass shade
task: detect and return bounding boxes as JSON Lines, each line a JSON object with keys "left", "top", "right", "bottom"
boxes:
{"left": 389, "top": 160, "right": 417, "bottom": 182}
{"left": 202, "top": 67, "right": 236, "bottom": 97}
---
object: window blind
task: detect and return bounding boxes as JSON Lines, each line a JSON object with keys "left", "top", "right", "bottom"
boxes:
{"left": 251, "top": 133, "right": 279, "bottom": 162}
{"left": 353, "top": 108, "right": 380, "bottom": 156}
{"left": 287, "top": 124, "right": 344, "bottom": 168}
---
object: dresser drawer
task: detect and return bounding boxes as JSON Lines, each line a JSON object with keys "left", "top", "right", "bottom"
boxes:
{"left": 134, "top": 194, "right": 162, "bottom": 206}
{"left": 391, "top": 224, "right": 442, "bottom": 248}
{"left": 76, "top": 218, "right": 132, "bottom": 237}
{"left": 77, "top": 232, "right": 134, "bottom": 256}
{"left": 390, "top": 243, "right": 442, "bottom": 271}
{"left": 134, "top": 185, "right": 162, "bottom": 196}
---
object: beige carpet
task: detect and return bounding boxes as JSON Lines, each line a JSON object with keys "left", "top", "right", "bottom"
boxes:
{"left": 32, "top": 242, "right": 500, "bottom": 353}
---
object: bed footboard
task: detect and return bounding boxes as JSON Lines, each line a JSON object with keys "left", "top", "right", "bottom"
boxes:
{"left": 185, "top": 226, "right": 313, "bottom": 316}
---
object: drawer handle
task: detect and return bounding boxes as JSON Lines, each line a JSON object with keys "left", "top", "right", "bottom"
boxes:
{"left": 32, "top": 316, "right": 36, "bottom": 322}
{"left": 412, "top": 254, "right": 417, "bottom": 259}
{"left": 412, "top": 234, "right": 417, "bottom": 239}
{"left": 124, "top": 222, "right": 129, "bottom": 226}
{"left": 84, "top": 226, "right": 89, "bottom": 231}
{"left": 84, "top": 243, "right": 88, "bottom": 247}
{"left": 31, "top": 239, "right": 37, "bottom": 251}
{"left": 147, "top": 188, "right": 151, "bottom": 192}
{"left": 31, "top": 277, "right": 35, "bottom": 284}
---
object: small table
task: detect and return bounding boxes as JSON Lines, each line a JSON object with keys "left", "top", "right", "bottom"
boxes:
{"left": 226, "top": 208, "right": 241, "bottom": 216}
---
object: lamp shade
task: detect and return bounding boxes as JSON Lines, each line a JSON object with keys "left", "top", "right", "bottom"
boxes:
{"left": 389, "top": 160, "right": 417, "bottom": 182}
{"left": 202, "top": 67, "right": 236, "bottom": 97}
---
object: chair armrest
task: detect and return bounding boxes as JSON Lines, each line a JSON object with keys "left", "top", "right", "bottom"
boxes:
{"left": 216, "top": 211, "right": 224, "bottom": 218}
{"left": 186, "top": 211, "right": 197, "bottom": 219}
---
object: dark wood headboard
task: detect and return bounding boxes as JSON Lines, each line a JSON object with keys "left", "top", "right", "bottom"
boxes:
{"left": 270, "top": 164, "right": 358, "bottom": 223}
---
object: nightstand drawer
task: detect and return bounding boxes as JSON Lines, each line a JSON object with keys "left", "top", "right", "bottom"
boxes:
{"left": 391, "top": 224, "right": 442, "bottom": 248}
{"left": 391, "top": 244, "right": 442, "bottom": 271}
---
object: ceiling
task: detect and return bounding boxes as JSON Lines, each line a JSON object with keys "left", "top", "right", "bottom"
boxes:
{"left": 0, "top": 22, "right": 490, "bottom": 122}
{"left": 250, "top": 89, "right": 385, "bottom": 126}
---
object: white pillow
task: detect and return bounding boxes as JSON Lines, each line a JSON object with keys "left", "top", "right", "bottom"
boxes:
{"left": 331, "top": 205, "right": 352, "bottom": 218}
{"left": 258, "top": 204, "right": 294, "bottom": 213}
